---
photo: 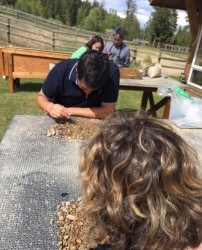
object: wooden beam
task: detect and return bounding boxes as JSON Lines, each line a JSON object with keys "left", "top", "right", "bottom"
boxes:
{"left": 12, "top": 72, "right": 47, "bottom": 78}
{"left": 8, "top": 54, "right": 14, "bottom": 93}
{"left": 149, "top": 0, "right": 186, "bottom": 10}
{"left": 185, "top": 0, "right": 199, "bottom": 41}
{"left": 2, "top": 48, "right": 71, "bottom": 60}
{"left": 184, "top": 0, "right": 201, "bottom": 74}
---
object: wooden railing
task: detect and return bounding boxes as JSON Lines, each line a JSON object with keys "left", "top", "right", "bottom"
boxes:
{"left": 0, "top": 6, "right": 137, "bottom": 53}
{"left": 0, "top": 6, "right": 102, "bottom": 38}
{"left": 158, "top": 48, "right": 188, "bottom": 70}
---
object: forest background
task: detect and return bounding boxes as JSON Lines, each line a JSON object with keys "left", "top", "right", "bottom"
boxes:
{"left": 0, "top": 0, "right": 191, "bottom": 47}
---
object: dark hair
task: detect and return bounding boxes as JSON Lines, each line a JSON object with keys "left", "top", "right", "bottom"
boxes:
{"left": 86, "top": 35, "right": 104, "bottom": 51}
{"left": 77, "top": 50, "right": 109, "bottom": 90}
{"left": 80, "top": 110, "right": 202, "bottom": 250}
{"left": 113, "top": 27, "right": 125, "bottom": 39}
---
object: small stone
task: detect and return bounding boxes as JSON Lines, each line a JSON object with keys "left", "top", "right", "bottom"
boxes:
{"left": 59, "top": 216, "right": 64, "bottom": 221}
{"left": 66, "top": 214, "right": 76, "bottom": 221}
{"left": 46, "top": 131, "right": 52, "bottom": 137}
{"left": 50, "top": 219, "right": 54, "bottom": 225}
{"left": 58, "top": 241, "right": 63, "bottom": 246}
{"left": 76, "top": 239, "right": 82, "bottom": 244}
{"left": 64, "top": 235, "right": 70, "bottom": 240}
{"left": 50, "top": 128, "right": 56, "bottom": 135}
{"left": 70, "top": 247, "right": 76, "bottom": 250}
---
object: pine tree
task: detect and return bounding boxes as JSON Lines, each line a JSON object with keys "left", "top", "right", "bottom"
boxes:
{"left": 123, "top": 0, "right": 140, "bottom": 40}
{"left": 147, "top": 7, "right": 178, "bottom": 44}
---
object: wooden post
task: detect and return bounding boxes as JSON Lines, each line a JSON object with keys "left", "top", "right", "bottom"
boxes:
{"left": 7, "top": 18, "right": 10, "bottom": 44}
{"left": 152, "top": 38, "right": 155, "bottom": 47}
{"left": 8, "top": 54, "right": 14, "bottom": 93}
{"left": 52, "top": 31, "right": 55, "bottom": 50}
{"left": 0, "top": 48, "right": 5, "bottom": 76}
{"left": 158, "top": 50, "right": 162, "bottom": 63}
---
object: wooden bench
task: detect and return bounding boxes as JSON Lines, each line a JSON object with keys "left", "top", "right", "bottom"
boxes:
{"left": 1, "top": 47, "right": 72, "bottom": 93}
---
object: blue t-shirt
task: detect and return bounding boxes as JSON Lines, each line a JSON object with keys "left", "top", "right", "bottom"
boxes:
{"left": 42, "top": 59, "right": 120, "bottom": 107}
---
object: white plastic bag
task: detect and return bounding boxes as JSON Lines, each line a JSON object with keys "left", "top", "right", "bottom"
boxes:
{"left": 169, "top": 94, "right": 202, "bottom": 128}
{"left": 147, "top": 63, "right": 161, "bottom": 78}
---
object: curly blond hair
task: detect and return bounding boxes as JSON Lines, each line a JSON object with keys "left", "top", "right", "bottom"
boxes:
{"left": 79, "top": 110, "right": 202, "bottom": 250}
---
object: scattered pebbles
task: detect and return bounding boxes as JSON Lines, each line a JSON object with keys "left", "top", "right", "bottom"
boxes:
{"left": 47, "top": 118, "right": 107, "bottom": 248}
{"left": 57, "top": 198, "right": 110, "bottom": 250}
{"left": 45, "top": 118, "right": 101, "bottom": 142}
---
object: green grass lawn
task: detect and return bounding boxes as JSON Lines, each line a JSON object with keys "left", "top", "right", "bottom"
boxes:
{"left": 0, "top": 76, "right": 163, "bottom": 142}
{"left": 0, "top": 78, "right": 44, "bottom": 141}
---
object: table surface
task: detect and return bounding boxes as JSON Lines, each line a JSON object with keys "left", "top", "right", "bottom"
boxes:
{"left": 0, "top": 115, "right": 81, "bottom": 249}
{"left": 120, "top": 75, "right": 189, "bottom": 89}
{"left": 0, "top": 115, "right": 201, "bottom": 249}
{"left": 168, "top": 121, "right": 202, "bottom": 176}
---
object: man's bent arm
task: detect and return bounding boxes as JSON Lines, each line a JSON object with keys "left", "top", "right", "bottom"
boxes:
{"left": 65, "top": 102, "right": 116, "bottom": 119}
{"left": 36, "top": 90, "right": 68, "bottom": 118}
{"left": 37, "top": 90, "right": 115, "bottom": 119}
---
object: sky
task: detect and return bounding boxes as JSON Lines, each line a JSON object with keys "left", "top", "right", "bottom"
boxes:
{"left": 85, "top": 0, "right": 188, "bottom": 28}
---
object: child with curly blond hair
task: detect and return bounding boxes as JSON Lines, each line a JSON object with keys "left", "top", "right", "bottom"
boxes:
{"left": 79, "top": 110, "right": 202, "bottom": 250}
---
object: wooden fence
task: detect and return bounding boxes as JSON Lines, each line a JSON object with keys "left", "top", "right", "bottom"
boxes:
{"left": 0, "top": 6, "right": 137, "bottom": 54}
{"left": 158, "top": 45, "right": 189, "bottom": 70}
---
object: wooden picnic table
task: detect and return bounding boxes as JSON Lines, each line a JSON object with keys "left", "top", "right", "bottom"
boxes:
{"left": 119, "top": 75, "right": 189, "bottom": 119}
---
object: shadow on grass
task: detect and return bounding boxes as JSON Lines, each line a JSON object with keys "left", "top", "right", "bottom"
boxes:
{"left": 15, "top": 81, "right": 43, "bottom": 92}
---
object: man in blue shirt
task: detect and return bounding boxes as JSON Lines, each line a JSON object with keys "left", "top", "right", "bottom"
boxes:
{"left": 36, "top": 50, "right": 120, "bottom": 119}
{"left": 103, "top": 27, "right": 130, "bottom": 68}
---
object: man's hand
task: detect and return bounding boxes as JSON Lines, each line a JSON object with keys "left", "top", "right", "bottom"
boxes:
{"left": 46, "top": 103, "right": 70, "bottom": 119}
{"left": 37, "top": 90, "right": 71, "bottom": 119}
{"left": 63, "top": 102, "right": 115, "bottom": 119}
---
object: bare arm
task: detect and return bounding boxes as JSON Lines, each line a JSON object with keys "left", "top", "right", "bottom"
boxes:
{"left": 64, "top": 102, "right": 116, "bottom": 119}
{"left": 37, "top": 90, "right": 115, "bottom": 119}
{"left": 36, "top": 90, "right": 70, "bottom": 119}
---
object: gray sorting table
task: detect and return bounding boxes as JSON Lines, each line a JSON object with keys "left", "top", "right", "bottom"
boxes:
{"left": 0, "top": 115, "right": 201, "bottom": 249}
{"left": 119, "top": 75, "right": 189, "bottom": 118}
{"left": 170, "top": 122, "right": 202, "bottom": 177}
{"left": 0, "top": 115, "right": 81, "bottom": 249}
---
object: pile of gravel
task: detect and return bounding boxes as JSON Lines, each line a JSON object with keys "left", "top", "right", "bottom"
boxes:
{"left": 45, "top": 118, "right": 101, "bottom": 142}
{"left": 57, "top": 198, "right": 110, "bottom": 250}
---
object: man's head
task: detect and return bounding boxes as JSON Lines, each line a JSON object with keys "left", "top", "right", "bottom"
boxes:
{"left": 77, "top": 50, "right": 109, "bottom": 93}
{"left": 112, "top": 27, "right": 125, "bottom": 48}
